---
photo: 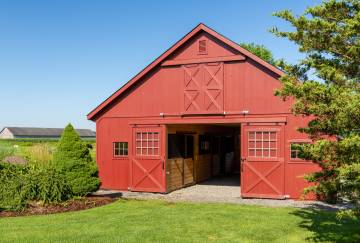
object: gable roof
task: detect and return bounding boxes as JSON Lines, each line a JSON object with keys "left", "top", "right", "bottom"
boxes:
{"left": 87, "top": 23, "right": 284, "bottom": 121}
{"left": 1, "top": 127, "right": 95, "bottom": 138}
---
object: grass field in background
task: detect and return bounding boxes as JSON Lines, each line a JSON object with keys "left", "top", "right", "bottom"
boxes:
{"left": 0, "top": 199, "right": 359, "bottom": 243}
{"left": 0, "top": 139, "right": 96, "bottom": 164}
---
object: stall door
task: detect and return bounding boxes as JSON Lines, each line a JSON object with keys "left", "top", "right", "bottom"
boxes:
{"left": 241, "top": 124, "right": 285, "bottom": 199}
{"left": 166, "top": 134, "right": 194, "bottom": 192}
{"left": 183, "top": 135, "right": 195, "bottom": 185}
{"left": 131, "top": 126, "right": 166, "bottom": 193}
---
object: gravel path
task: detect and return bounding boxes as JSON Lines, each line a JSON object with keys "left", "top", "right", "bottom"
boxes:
{"left": 94, "top": 177, "right": 350, "bottom": 211}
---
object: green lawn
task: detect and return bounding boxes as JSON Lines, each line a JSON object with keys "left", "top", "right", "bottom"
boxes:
{"left": 0, "top": 200, "right": 359, "bottom": 243}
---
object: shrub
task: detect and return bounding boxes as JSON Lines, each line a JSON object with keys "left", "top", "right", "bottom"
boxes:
{"left": 52, "top": 124, "right": 100, "bottom": 196}
{"left": 26, "top": 167, "right": 73, "bottom": 203}
{"left": 0, "top": 163, "right": 73, "bottom": 211}
{"left": 0, "top": 163, "right": 29, "bottom": 211}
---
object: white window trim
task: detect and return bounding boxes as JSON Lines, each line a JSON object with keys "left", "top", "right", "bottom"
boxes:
{"left": 248, "top": 131, "right": 277, "bottom": 158}
{"left": 135, "top": 132, "right": 160, "bottom": 156}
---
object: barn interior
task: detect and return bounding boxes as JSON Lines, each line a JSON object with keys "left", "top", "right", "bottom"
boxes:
{"left": 166, "top": 124, "right": 241, "bottom": 193}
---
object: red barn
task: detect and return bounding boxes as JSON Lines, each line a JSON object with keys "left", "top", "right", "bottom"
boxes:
{"left": 87, "top": 24, "right": 318, "bottom": 199}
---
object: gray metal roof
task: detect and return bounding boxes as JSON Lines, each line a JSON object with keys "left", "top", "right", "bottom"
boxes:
{"left": 3, "top": 127, "right": 95, "bottom": 138}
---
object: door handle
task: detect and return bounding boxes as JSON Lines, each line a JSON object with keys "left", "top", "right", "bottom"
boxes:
{"left": 240, "top": 157, "right": 246, "bottom": 172}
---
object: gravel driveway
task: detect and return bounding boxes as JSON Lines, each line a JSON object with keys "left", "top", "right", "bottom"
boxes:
{"left": 94, "top": 176, "right": 349, "bottom": 210}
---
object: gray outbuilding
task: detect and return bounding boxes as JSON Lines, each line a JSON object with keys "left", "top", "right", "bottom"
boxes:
{"left": 0, "top": 127, "right": 95, "bottom": 139}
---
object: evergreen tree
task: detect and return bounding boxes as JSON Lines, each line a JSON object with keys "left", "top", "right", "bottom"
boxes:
{"left": 272, "top": 0, "right": 360, "bottom": 215}
{"left": 53, "top": 124, "right": 100, "bottom": 196}
{"left": 240, "top": 42, "right": 276, "bottom": 65}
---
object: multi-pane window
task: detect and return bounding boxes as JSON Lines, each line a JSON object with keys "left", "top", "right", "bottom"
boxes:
{"left": 114, "top": 142, "right": 128, "bottom": 157}
{"left": 290, "top": 143, "right": 304, "bottom": 159}
{"left": 248, "top": 131, "right": 277, "bottom": 158}
{"left": 135, "top": 132, "right": 159, "bottom": 156}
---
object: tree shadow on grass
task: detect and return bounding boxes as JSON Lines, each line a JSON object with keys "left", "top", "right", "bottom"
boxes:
{"left": 291, "top": 208, "right": 360, "bottom": 242}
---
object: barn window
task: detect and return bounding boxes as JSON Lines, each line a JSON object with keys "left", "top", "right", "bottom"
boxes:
{"left": 290, "top": 143, "right": 307, "bottom": 159}
{"left": 114, "top": 142, "right": 128, "bottom": 156}
{"left": 135, "top": 132, "right": 159, "bottom": 156}
{"left": 198, "top": 40, "right": 207, "bottom": 54}
{"left": 248, "top": 131, "right": 277, "bottom": 158}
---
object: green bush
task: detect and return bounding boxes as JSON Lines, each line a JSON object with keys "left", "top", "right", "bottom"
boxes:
{"left": 0, "top": 163, "right": 73, "bottom": 211}
{"left": 0, "top": 163, "right": 29, "bottom": 211}
{"left": 52, "top": 124, "right": 100, "bottom": 196}
{"left": 26, "top": 167, "right": 73, "bottom": 203}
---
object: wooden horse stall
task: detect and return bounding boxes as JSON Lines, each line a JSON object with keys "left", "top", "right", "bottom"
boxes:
{"left": 166, "top": 158, "right": 183, "bottom": 192}
{"left": 166, "top": 124, "right": 238, "bottom": 192}
{"left": 166, "top": 125, "right": 196, "bottom": 192}
{"left": 184, "top": 158, "right": 195, "bottom": 185}
{"left": 166, "top": 157, "right": 195, "bottom": 192}
{"left": 194, "top": 154, "right": 212, "bottom": 182}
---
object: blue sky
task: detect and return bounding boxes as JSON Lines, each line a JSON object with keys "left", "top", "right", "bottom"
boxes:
{"left": 0, "top": 0, "right": 320, "bottom": 130}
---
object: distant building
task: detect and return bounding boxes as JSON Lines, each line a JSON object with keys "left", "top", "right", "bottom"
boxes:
{"left": 0, "top": 127, "right": 95, "bottom": 139}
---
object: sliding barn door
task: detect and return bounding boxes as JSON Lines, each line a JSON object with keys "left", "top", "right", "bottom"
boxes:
{"left": 131, "top": 126, "right": 166, "bottom": 193}
{"left": 241, "top": 124, "right": 285, "bottom": 199}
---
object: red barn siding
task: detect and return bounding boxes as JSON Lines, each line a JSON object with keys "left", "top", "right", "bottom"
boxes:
{"left": 102, "top": 67, "right": 183, "bottom": 117}
{"left": 96, "top": 118, "right": 131, "bottom": 190}
{"left": 284, "top": 115, "right": 319, "bottom": 199}
{"left": 224, "top": 60, "right": 291, "bottom": 113}
{"left": 102, "top": 60, "right": 292, "bottom": 119}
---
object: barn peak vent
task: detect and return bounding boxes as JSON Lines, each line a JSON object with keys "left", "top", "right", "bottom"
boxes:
{"left": 198, "top": 40, "right": 207, "bottom": 54}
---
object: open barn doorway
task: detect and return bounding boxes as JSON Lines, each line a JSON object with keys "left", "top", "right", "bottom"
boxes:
{"left": 166, "top": 124, "right": 240, "bottom": 194}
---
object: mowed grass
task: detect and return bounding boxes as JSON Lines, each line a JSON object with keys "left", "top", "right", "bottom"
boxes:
{"left": 0, "top": 200, "right": 359, "bottom": 243}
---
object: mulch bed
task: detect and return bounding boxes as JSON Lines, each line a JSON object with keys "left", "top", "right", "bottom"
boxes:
{"left": 0, "top": 196, "right": 116, "bottom": 217}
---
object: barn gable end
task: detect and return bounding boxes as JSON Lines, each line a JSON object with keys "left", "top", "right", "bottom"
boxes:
{"left": 0, "top": 128, "right": 14, "bottom": 139}
{"left": 167, "top": 31, "right": 241, "bottom": 62}
{"left": 87, "top": 23, "right": 283, "bottom": 121}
